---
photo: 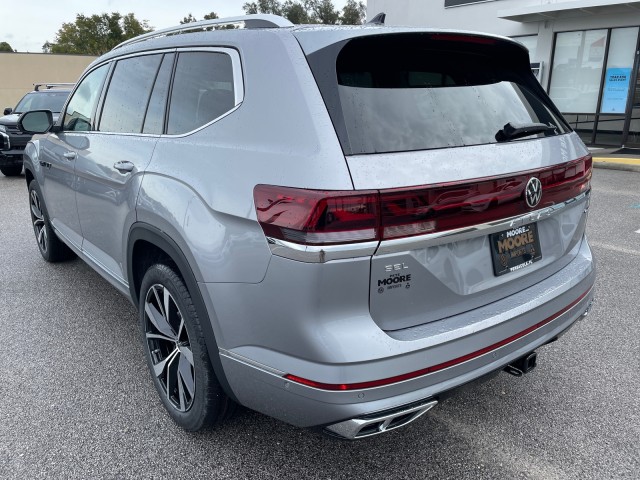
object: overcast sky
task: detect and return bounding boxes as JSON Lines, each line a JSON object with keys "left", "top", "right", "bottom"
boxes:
{"left": 4, "top": 0, "right": 356, "bottom": 53}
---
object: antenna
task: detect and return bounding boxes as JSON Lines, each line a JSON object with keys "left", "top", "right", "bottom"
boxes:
{"left": 367, "top": 12, "right": 386, "bottom": 25}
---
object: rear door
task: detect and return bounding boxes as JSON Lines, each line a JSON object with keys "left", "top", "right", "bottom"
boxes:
{"left": 298, "top": 31, "right": 592, "bottom": 331}
{"left": 75, "top": 52, "right": 173, "bottom": 284}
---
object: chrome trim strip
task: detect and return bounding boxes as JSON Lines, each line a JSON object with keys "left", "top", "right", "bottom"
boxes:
{"left": 375, "top": 191, "right": 590, "bottom": 256}
{"left": 267, "top": 191, "right": 589, "bottom": 262}
{"left": 267, "top": 237, "right": 379, "bottom": 263}
{"left": 64, "top": 47, "right": 244, "bottom": 139}
{"left": 219, "top": 349, "right": 286, "bottom": 376}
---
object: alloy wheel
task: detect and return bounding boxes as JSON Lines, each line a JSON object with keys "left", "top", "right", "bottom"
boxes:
{"left": 144, "top": 284, "right": 195, "bottom": 412}
{"left": 30, "top": 189, "right": 47, "bottom": 253}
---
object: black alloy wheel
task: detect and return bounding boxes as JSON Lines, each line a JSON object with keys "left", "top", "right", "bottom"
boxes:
{"left": 139, "top": 263, "right": 234, "bottom": 431}
{"left": 30, "top": 187, "right": 48, "bottom": 255}
{"left": 144, "top": 282, "right": 196, "bottom": 412}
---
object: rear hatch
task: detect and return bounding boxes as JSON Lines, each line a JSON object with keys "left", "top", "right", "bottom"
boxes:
{"left": 295, "top": 29, "right": 592, "bottom": 331}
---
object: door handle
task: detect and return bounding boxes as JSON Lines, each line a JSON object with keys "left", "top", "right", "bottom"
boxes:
{"left": 62, "top": 152, "right": 77, "bottom": 160}
{"left": 113, "top": 160, "right": 135, "bottom": 174}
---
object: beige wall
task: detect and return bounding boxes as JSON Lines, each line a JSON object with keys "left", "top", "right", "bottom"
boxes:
{"left": 0, "top": 53, "right": 96, "bottom": 110}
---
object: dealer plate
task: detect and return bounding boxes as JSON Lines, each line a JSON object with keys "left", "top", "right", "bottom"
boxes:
{"left": 490, "top": 223, "right": 542, "bottom": 276}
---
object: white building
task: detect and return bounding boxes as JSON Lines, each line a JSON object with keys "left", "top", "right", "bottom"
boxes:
{"left": 367, "top": 0, "right": 640, "bottom": 148}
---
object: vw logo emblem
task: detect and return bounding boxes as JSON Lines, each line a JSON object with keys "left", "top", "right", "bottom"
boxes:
{"left": 525, "top": 177, "right": 542, "bottom": 208}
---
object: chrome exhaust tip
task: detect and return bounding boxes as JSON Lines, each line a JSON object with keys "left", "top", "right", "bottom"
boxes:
{"left": 324, "top": 400, "right": 438, "bottom": 440}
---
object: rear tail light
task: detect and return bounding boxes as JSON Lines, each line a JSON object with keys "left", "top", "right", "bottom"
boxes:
{"left": 254, "top": 155, "right": 591, "bottom": 246}
{"left": 253, "top": 185, "right": 379, "bottom": 245}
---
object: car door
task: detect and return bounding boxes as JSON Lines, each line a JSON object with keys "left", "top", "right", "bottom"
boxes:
{"left": 74, "top": 53, "right": 173, "bottom": 286}
{"left": 40, "top": 65, "right": 110, "bottom": 249}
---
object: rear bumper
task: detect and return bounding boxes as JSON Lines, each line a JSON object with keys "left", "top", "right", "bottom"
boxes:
{"left": 209, "top": 236, "right": 595, "bottom": 428}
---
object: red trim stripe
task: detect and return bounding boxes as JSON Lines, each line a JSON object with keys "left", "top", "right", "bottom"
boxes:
{"left": 284, "top": 288, "right": 592, "bottom": 391}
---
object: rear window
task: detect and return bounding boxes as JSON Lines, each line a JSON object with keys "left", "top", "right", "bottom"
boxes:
{"left": 14, "top": 91, "right": 69, "bottom": 114}
{"left": 306, "top": 33, "right": 568, "bottom": 155}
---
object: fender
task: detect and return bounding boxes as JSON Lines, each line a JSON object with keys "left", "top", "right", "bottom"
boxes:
{"left": 127, "top": 222, "right": 239, "bottom": 403}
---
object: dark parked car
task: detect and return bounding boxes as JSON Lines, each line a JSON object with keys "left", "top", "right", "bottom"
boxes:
{"left": 0, "top": 83, "right": 72, "bottom": 176}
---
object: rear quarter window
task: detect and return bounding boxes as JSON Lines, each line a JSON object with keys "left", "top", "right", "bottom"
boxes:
{"left": 167, "top": 52, "right": 236, "bottom": 135}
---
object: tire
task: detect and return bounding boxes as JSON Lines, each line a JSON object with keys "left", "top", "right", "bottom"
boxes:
{"left": 28, "top": 180, "right": 75, "bottom": 262}
{"left": 1, "top": 165, "right": 22, "bottom": 176}
{"left": 139, "top": 263, "right": 234, "bottom": 431}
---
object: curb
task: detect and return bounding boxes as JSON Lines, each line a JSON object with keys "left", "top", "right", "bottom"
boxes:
{"left": 592, "top": 157, "right": 640, "bottom": 173}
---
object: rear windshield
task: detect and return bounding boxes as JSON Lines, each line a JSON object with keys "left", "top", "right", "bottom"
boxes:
{"left": 15, "top": 91, "right": 69, "bottom": 114}
{"left": 306, "top": 33, "right": 568, "bottom": 155}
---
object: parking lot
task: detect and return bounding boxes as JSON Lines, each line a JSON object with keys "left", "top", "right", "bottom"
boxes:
{"left": 0, "top": 167, "right": 638, "bottom": 479}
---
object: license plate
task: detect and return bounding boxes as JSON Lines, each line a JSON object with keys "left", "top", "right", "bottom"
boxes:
{"left": 490, "top": 223, "right": 542, "bottom": 276}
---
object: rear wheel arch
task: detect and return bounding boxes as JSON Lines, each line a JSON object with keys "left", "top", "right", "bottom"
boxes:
{"left": 24, "top": 166, "right": 34, "bottom": 187}
{"left": 127, "top": 223, "right": 239, "bottom": 403}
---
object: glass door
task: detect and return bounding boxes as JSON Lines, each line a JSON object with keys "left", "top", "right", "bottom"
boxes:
{"left": 595, "top": 27, "right": 639, "bottom": 145}
{"left": 623, "top": 60, "right": 640, "bottom": 147}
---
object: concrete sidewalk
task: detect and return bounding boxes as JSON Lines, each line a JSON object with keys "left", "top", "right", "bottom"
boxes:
{"left": 590, "top": 147, "right": 640, "bottom": 172}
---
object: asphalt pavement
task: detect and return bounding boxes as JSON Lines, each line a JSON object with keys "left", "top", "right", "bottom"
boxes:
{"left": 0, "top": 168, "right": 638, "bottom": 479}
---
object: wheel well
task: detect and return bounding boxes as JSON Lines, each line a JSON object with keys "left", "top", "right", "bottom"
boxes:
{"left": 24, "top": 168, "right": 34, "bottom": 187}
{"left": 126, "top": 225, "right": 238, "bottom": 403}
{"left": 130, "top": 239, "right": 177, "bottom": 305}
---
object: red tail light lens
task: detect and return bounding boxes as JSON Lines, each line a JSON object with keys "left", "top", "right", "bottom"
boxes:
{"left": 254, "top": 155, "right": 592, "bottom": 246}
{"left": 253, "top": 185, "right": 379, "bottom": 245}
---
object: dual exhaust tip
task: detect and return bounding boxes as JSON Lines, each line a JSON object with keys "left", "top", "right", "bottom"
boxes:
{"left": 325, "top": 400, "right": 438, "bottom": 440}
{"left": 325, "top": 350, "right": 541, "bottom": 439}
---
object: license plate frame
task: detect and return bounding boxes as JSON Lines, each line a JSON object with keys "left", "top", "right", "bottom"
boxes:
{"left": 490, "top": 223, "right": 542, "bottom": 276}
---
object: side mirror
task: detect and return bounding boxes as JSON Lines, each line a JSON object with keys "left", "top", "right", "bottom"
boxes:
{"left": 18, "top": 110, "right": 53, "bottom": 134}
{"left": 3, "top": 107, "right": 12, "bottom": 115}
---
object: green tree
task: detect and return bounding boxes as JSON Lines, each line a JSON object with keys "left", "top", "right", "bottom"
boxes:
{"left": 243, "top": 0, "right": 283, "bottom": 16}
{"left": 244, "top": 0, "right": 344, "bottom": 24}
{"left": 339, "top": 0, "right": 366, "bottom": 25}
{"left": 282, "top": 1, "right": 310, "bottom": 24}
{"left": 48, "top": 12, "right": 152, "bottom": 55}
{"left": 181, "top": 12, "right": 219, "bottom": 25}
{"left": 306, "top": 0, "right": 340, "bottom": 24}
{"left": 0, "top": 41, "right": 15, "bottom": 52}
{"left": 180, "top": 13, "right": 197, "bottom": 24}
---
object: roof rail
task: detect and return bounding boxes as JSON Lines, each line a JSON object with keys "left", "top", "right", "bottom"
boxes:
{"left": 113, "top": 14, "right": 294, "bottom": 51}
{"left": 33, "top": 83, "right": 75, "bottom": 91}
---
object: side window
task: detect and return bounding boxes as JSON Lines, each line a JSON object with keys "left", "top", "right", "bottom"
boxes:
{"left": 142, "top": 53, "right": 175, "bottom": 134}
{"left": 167, "top": 52, "right": 235, "bottom": 135}
{"left": 63, "top": 64, "right": 109, "bottom": 132}
{"left": 100, "top": 54, "right": 163, "bottom": 134}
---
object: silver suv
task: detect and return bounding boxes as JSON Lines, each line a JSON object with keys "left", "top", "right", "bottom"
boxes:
{"left": 16, "top": 15, "right": 595, "bottom": 439}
